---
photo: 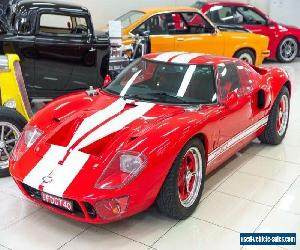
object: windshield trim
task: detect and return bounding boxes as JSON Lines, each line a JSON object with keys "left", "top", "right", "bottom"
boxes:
{"left": 103, "top": 58, "right": 219, "bottom": 105}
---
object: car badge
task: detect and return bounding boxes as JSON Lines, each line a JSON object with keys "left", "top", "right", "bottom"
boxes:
{"left": 42, "top": 176, "right": 53, "bottom": 183}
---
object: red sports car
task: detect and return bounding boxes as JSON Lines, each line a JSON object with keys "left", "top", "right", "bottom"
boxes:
{"left": 10, "top": 52, "right": 291, "bottom": 223}
{"left": 200, "top": 2, "right": 300, "bottom": 63}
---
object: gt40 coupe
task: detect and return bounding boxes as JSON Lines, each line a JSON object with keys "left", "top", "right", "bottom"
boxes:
{"left": 10, "top": 52, "right": 291, "bottom": 223}
{"left": 118, "top": 7, "right": 270, "bottom": 65}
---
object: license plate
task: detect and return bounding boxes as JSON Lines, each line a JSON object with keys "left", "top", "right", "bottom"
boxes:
{"left": 41, "top": 192, "right": 73, "bottom": 212}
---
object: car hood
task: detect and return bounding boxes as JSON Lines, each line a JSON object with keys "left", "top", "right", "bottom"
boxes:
{"left": 16, "top": 91, "right": 200, "bottom": 198}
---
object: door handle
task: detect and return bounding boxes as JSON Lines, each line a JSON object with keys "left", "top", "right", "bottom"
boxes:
{"left": 176, "top": 38, "right": 184, "bottom": 41}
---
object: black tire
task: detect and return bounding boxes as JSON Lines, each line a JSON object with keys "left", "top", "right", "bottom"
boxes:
{"left": 277, "top": 36, "right": 298, "bottom": 63}
{"left": 0, "top": 107, "right": 27, "bottom": 177}
{"left": 156, "top": 138, "right": 206, "bottom": 220}
{"left": 234, "top": 49, "right": 256, "bottom": 65}
{"left": 259, "top": 86, "right": 290, "bottom": 145}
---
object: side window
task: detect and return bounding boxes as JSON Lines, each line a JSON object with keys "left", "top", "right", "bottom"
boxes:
{"left": 206, "top": 6, "right": 238, "bottom": 25}
{"left": 218, "top": 63, "right": 241, "bottom": 100}
{"left": 132, "top": 14, "right": 168, "bottom": 35}
{"left": 39, "top": 13, "right": 72, "bottom": 34}
{"left": 236, "top": 62, "right": 254, "bottom": 95}
{"left": 15, "top": 17, "right": 32, "bottom": 34}
{"left": 236, "top": 7, "right": 266, "bottom": 25}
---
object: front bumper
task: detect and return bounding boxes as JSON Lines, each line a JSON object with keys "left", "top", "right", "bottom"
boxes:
{"left": 15, "top": 180, "right": 131, "bottom": 224}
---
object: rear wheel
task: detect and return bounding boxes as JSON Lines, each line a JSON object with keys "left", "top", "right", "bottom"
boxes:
{"left": 234, "top": 49, "right": 256, "bottom": 65}
{"left": 277, "top": 36, "right": 298, "bottom": 63}
{"left": 259, "top": 86, "right": 290, "bottom": 145}
{"left": 0, "top": 107, "right": 27, "bottom": 177}
{"left": 156, "top": 138, "right": 205, "bottom": 219}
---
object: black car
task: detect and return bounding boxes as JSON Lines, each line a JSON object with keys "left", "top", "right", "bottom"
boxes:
{"left": 0, "top": 0, "right": 110, "bottom": 100}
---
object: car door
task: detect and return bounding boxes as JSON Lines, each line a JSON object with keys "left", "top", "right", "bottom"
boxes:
{"left": 216, "top": 62, "right": 254, "bottom": 156}
{"left": 35, "top": 12, "right": 95, "bottom": 99}
{"left": 131, "top": 13, "right": 175, "bottom": 52}
{"left": 172, "top": 12, "right": 224, "bottom": 55}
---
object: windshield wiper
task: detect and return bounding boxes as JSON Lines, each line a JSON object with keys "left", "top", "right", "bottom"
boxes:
{"left": 146, "top": 92, "right": 190, "bottom": 104}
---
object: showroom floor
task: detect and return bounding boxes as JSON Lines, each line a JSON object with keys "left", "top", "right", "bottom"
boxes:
{"left": 1, "top": 59, "right": 300, "bottom": 250}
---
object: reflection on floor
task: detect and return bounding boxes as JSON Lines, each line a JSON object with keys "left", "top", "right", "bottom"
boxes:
{"left": 1, "top": 59, "right": 300, "bottom": 250}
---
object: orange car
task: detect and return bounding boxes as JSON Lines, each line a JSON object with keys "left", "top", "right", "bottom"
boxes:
{"left": 117, "top": 7, "right": 270, "bottom": 65}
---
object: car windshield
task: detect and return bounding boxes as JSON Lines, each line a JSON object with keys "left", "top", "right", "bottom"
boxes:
{"left": 103, "top": 58, "right": 217, "bottom": 105}
{"left": 116, "top": 10, "right": 145, "bottom": 28}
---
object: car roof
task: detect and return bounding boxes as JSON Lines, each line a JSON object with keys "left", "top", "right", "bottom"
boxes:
{"left": 139, "top": 6, "right": 199, "bottom": 15}
{"left": 204, "top": 1, "right": 250, "bottom": 7}
{"left": 15, "top": 0, "right": 89, "bottom": 13}
{"left": 143, "top": 52, "right": 237, "bottom": 65}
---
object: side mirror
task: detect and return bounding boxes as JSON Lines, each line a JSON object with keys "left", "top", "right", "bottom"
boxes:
{"left": 102, "top": 74, "right": 112, "bottom": 88}
{"left": 267, "top": 20, "right": 275, "bottom": 27}
{"left": 224, "top": 91, "right": 238, "bottom": 109}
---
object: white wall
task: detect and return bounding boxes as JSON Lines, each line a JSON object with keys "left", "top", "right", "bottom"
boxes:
{"left": 63, "top": 0, "right": 298, "bottom": 29}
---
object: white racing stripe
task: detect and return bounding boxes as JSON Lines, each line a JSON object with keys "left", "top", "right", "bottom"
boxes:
{"left": 23, "top": 100, "right": 156, "bottom": 197}
{"left": 172, "top": 53, "right": 204, "bottom": 64}
{"left": 120, "top": 70, "right": 141, "bottom": 97}
{"left": 177, "top": 65, "right": 197, "bottom": 97}
{"left": 154, "top": 52, "right": 186, "bottom": 62}
{"left": 75, "top": 101, "right": 155, "bottom": 150}
{"left": 42, "top": 150, "right": 90, "bottom": 197}
{"left": 68, "top": 98, "right": 126, "bottom": 146}
{"left": 208, "top": 116, "right": 269, "bottom": 164}
{"left": 22, "top": 145, "right": 68, "bottom": 190}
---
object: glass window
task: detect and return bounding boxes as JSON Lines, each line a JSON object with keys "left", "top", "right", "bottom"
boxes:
{"left": 181, "top": 12, "right": 214, "bottom": 34}
{"left": 236, "top": 62, "right": 254, "bottom": 95}
{"left": 39, "top": 14, "right": 88, "bottom": 35}
{"left": 39, "top": 14, "right": 72, "bottom": 34}
{"left": 236, "top": 7, "right": 266, "bottom": 25}
{"left": 206, "top": 6, "right": 240, "bottom": 25}
{"left": 104, "top": 58, "right": 217, "bottom": 104}
{"left": 218, "top": 63, "right": 241, "bottom": 99}
{"left": 132, "top": 14, "right": 169, "bottom": 35}
{"left": 116, "top": 10, "right": 145, "bottom": 28}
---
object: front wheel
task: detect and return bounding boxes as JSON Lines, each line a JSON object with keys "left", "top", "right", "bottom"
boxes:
{"left": 0, "top": 107, "right": 27, "bottom": 177}
{"left": 156, "top": 138, "right": 205, "bottom": 219}
{"left": 234, "top": 49, "right": 256, "bottom": 65}
{"left": 277, "top": 36, "right": 298, "bottom": 63}
{"left": 259, "top": 86, "right": 290, "bottom": 145}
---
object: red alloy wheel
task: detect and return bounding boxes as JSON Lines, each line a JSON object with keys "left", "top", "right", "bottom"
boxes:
{"left": 276, "top": 95, "right": 289, "bottom": 136}
{"left": 177, "top": 147, "right": 202, "bottom": 207}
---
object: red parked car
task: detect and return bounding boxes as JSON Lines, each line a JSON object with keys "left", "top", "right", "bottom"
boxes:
{"left": 10, "top": 52, "right": 290, "bottom": 223}
{"left": 200, "top": 2, "right": 300, "bottom": 63}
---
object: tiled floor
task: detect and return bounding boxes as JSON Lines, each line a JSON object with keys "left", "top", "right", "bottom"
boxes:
{"left": 1, "top": 59, "right": 300, "bottom": 250}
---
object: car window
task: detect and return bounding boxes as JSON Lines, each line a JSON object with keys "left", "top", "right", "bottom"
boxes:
{"left": 116, "top": 10, "right": 145, "bottom": 28}
{"left": 132, "top": 13, "right": 169, "bottom": 35}
{"left": 104, "top": 58, "right": 217, "bottom": 104}
{"left": 39, "top": 13, "right": 88, "bottom": 35}
{"left": 236, "top": 62, "right": 254, "bottom": 95}
{"left": 206, "top": 5, "right": 242, "bottom": 25}
{"left": 39, "top": 13, "right": 72, "bottom": 34}
{"left": 236, "top": 7, "right": 266, "bottom": 25}
{"left": 132, "top": 14, "right": 170, "bottom": 35}
{"left": 218, "top": 63, "right": 241, "bottom": 100}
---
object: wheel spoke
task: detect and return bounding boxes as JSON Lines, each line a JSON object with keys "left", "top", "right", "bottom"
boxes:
{"left": 2, "top": 147, "right": 9, "bottom": 158}
{"left": 5, "top": 128, "right": 13, "bottom": 138}
{"left": 0, "top": 126, "right": 4, "bottom": 140}
{"left": 6, "top": 138, "right": 17, "bottom": 145}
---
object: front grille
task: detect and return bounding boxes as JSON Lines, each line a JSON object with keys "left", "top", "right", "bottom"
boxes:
{"left": 84, "top": 202, "right": 97, "bottom": 218}
{"left": 22, "top": 183, "right": 85, "bottom": 218}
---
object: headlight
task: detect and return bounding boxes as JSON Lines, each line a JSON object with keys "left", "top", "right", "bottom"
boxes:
{"left": 10, "top": 125, "right": 43, "bottom": 161}
{"left": 3, "top": 99, "right": 16, "bottom": 109}
{"left": 95, "top": 151, "right": 147, "bottom": 190}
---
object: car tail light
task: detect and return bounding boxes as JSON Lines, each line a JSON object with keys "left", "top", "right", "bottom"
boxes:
{"left": 95, "top": 196, "right": 129, "bottom": 220}
{"left": 95, "top": 151, "right": 147, "bottom": 190}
